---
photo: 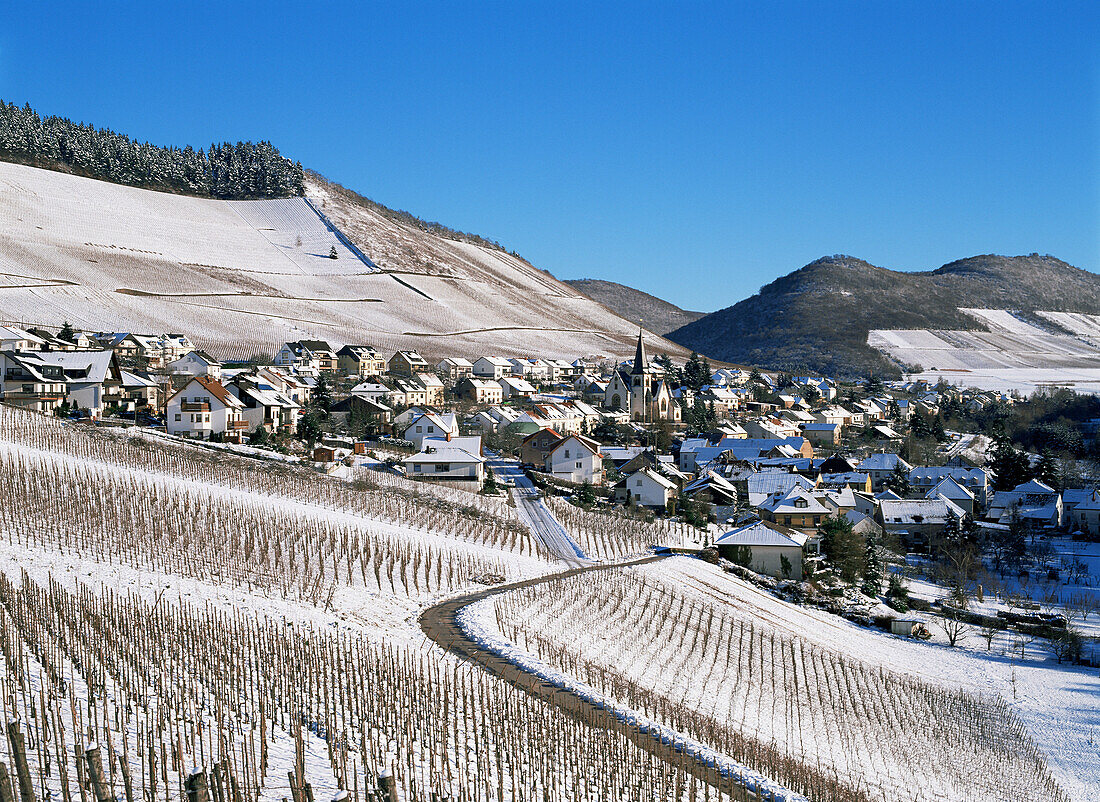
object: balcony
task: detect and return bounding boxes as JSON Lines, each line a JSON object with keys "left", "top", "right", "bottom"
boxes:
{"left": 180, "top": 402, "right": 210, "bottom": 412}
{"left": 227, "top": 420, "right": 249, "bottom": 430}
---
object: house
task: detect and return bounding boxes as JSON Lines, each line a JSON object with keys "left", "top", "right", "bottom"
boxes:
{"left": 329, "top": 394, "right": 392, "bottom": 434}
{"left": 167, "top": 350, "right": 222, "bottom": 379}
{"left": 336, "top": 345, "right": 386, "bottom": 377}
{"left": 909, "top": 466, "right": 989, "bottom": 510}
{"left": 520, "top": 427, "right": 564, "bottom": 467}
{"left": 455, "top": 376, "right": 503, "bottom": 405}
{"left": 8, "top": 349, "right": 125, "bottom": 416}
{"left": 615, "top": 467, "right": 677, "bottom": 509}
{"left": 802, "top": 422, "right": 840, "bottom": 446}
{"left": 0, "top": 351, "right": 67, "bottom": 413}
{"left": 276, "top": 341, "right": 337, "bottom": 372}
{"left": 758, "top": 486, "right": 832, "bottom": 530}
{"left": 1066, "top": 489, "right": 1100, "bottom": 536}
{"left": 877, "top": 496, "right": 969, "bottom": 551}
{"left": 388, "top": 350, "right": 429, "bottom": 377}
{"left": 682, "top": 471, "right": 740, "bottom": 523}
{"left": 227, "top": 376, "right": 301, "bottom": 433}
{"left": 391, "top": 377, "right": 429, "bottom": 407}
{"left": 472, "top": 356, "right": 514, "bottom": 381}
{"left": 857, "top": 453, "right": 912, "bottom": 492}
{"left": 403, "top": 442, "right": 486, "bottom": 488}
{"left": 0, "top": 326, "right": 45, "bottom": 352}
{"left": 402, "top": 412, "right": 460, "bottom": 449}
{"left": 547, "top": 359, "right": 577, "bottom": 383}
{"left": 510, "top": 357, "right": 550, "bottom": 382}
{"left": 414, "top": 372, "right": 446, "bottom": 406}
{"left": 167, "top": 377, "right": 247, "bottom": 440}
{"left": 498, "top": 376, "right": 537, "bottom": 400}
{"left": 818, "top": 472, "right": 872, "bottom": 493}
{"left": 746, "top": 471, "right": 816, "bottom": 507}
{"left": 119, "top": 370, "right": 160, "bottom": 411}
{"left": 437, "top": 357, "right": 475, "bottom": 382}
{"left": 987, "top": 479, "right": 1063, "bottom": 530}
{"left": 926, "top": 476, "right": 976, "bottom": 515}
{"left": 715, "top": 520, "right": 807, "bottom": 579}
{"left": 544, "top": 434, "right": 604, "bottom": 484}
{"left": 471, "top": 405, "right": 523, "bottom": 433}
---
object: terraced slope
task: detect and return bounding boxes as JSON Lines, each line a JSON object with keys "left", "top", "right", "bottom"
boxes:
{"left": 0, "top": 161, "right": 687, "bottom": 362}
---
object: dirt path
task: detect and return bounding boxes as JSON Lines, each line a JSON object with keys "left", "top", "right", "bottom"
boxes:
{"left": 419, "top": 555, "right": 762, "bottom": 800}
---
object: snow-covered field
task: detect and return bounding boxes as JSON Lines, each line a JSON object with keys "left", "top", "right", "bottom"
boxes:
{"left": 0, "top": 161, "right": 681, "bottom": 361}
{"left": 486, "top": 557, "right": 1094, "bottom": 802}
{"left": 869, "top": 308, "right": 1100, "bottom": 393}
{"left": 1, "top": 406, "right": 1091, "bottom": 800}
{"left": 0, "top": 406, "right": 743, "bottom": 802}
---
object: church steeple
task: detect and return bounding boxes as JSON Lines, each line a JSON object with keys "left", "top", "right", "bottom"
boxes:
{"left": 631, "top": 329, "right": 647, "bottom": 375}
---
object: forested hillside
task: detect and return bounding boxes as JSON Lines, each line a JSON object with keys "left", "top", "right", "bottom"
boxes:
{"left": 0, "top": 100, "right": 304, "bottom": 198}
{"left": 667, "top": 254, "right": 1100, "bottom": 378}
{"left": 565, "top": 278, "right": 705, "bottom": 335}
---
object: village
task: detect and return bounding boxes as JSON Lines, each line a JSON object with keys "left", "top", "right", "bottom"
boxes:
{"left": 3, "top": 321, "right": 1097, "bottom": 587}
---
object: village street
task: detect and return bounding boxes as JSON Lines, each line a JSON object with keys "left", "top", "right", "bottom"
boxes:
{"left": 488, "top": 457, "right": 590, "bottom": 566}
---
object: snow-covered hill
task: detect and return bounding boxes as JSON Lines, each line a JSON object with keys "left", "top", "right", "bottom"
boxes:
{"left": 0, "top": 161, "right": 687, "bottom": 361}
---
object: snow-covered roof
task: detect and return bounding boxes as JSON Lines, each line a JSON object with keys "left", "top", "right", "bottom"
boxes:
{"left": 857, "top": 453, "right": 911, "bottom": 472}
{"left": 717, "top": 520, "right": 807, "bottom": 548}
{"left": 403, "top": 446, "right": 484, "bottom": 464}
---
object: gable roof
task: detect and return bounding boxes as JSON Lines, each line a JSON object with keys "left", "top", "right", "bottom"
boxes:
{"left": 716, "top": 519, "right": 808, "bottom": 548}
{"left": 547, "top": 433, "right": 603, "bottom": 459}
{"left": 625, "top": 467, "right": 677, "bottom": 491}
{"left": 173, "top": 376, "right": 241, "bottom": 408}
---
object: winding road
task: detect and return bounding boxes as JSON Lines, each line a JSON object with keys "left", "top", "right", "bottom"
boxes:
{"left": 419, "top": 555, "right": 778, "bottom": 801}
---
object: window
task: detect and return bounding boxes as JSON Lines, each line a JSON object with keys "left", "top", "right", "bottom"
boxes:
{"left": 415, "top": 426, "right": 423, "bottom": 433}
{"left": 175, "top": 414, "right": 182, "bottom": 422}
{"left": 427, "top": 426, "right": 434, "bottom": 433}
{"left": 435, "top": 463, "right": 450, "bottom": 472}
{"left": 636, "top": 479, "right": 643, "bottom": 486}
{"left": 564, "top": 449, "right": 570, "bottom": 458}
{"left": 576, "top": 462, "right": 582, "bottom": 468}
{"left": 412, "top": 464, "right": 421, "bottom": 472}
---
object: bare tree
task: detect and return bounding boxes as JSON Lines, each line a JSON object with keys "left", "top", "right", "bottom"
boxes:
{"left": 977, "top": 621, "right": 1002, "bottom": 651}
{"left": 936, "top": 608, "right": 970, "bottom": 647}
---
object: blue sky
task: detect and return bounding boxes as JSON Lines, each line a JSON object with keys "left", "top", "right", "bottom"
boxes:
{"left": 1, "top": 1, "right": 1096, "bottom": 312}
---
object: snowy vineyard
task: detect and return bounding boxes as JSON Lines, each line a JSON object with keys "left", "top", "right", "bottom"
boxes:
{"left": 486, "top": 566, "right": 1070, "bottom": 802}
{"left": 541, "top": 495, "right": 702, "bottom": 560}
{"left": 0, "top": 406, "right": 766, "bottom": 802}
{"left": 0, "top": 407, "right": 549, "bottom": 605}
{"left": 0, "top": 570, "right": 751, "bottom": 802}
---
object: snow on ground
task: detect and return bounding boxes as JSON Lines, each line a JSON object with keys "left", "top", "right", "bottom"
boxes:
{"left": 0, "top": 160, "right": 678, "bottom": 361}
{"left": 868, "top": 308, "right": 1100, "bottom": 394}
{"left": 647, "top": 558, "right": 1100, "bottom": 802}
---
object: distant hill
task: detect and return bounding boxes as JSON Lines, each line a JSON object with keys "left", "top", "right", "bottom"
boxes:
{"left": 565, "top": 278, "right": 705, "bottom": 336}
{"left": 666, "top": 254, "right": 1100, "bottom": 379}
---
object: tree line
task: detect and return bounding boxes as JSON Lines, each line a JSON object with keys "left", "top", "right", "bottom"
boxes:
{"left": 0, "top": 99, "right": 304, "bottom": 198}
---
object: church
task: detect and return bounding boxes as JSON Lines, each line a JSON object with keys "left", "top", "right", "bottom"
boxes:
{"left": 603, "top": 332, "right": 681, "bottom": 423}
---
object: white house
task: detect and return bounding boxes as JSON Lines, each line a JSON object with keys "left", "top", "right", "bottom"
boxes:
{"left": 0, "top": 326, "right": 45, "bottom": 352}
{"left": 618, "top": 467, "right": 677, "bottom": 509}
{"left": 167, "top": 377, "right": 246, "bottom": 440}
{"left": 403, "top": 412, "right": 460, "bottom": 449}
{"left": 498, "top": 376, "right": 537, "bottom": 400}
{"left": 716, "top": 520, "right": 807, "bottom": 579}
{"left": 472, "top": 356, "right": 513, "bottom": 381}
{"left": 404, "top": 439, "right": 485, "bottom": 488}
{"left": 544, "top": 434, "right": 604, "bottom": 484}
{"left": 437, "top": 357, "right": 475, "bottom": 382}
{"left": 167, "top": 350, "right": 222, "bottom": 379}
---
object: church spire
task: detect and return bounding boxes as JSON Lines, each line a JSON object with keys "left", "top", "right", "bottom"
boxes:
{"left": 631, "top": 328, "right": 647, "bottom": 375}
